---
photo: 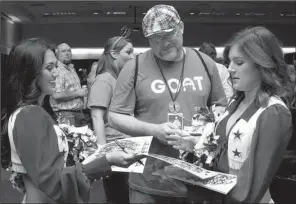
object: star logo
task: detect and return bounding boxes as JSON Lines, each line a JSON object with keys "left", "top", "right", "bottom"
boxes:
{"left": 61, "top": 150, "right": 67, "bottom": 156}
{"left": 232, "top": 148, "right": 241, "bottom": 158}
{"left": 60, "top": 135, "right": 66, "bottom": 141}
{"left": 233, "top": 130, "right": 242, "bottom": 140}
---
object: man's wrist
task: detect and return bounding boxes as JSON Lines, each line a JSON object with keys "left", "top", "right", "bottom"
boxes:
{"left": 75, "top": 89, "right": 81, "bottom": 97}
{"left": 151, "top": 123, "right": 161, "bottom": 138}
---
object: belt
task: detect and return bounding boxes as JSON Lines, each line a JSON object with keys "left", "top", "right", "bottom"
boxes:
{"left": 56, "top": 109, "right": 82, "bottom": 113}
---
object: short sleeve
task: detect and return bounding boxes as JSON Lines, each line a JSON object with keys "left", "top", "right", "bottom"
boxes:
{"left": 88, "top": 78, "right": 113, "bottom": 109}
{"left": 227, "top": 104, "right": 292, "bottom": 203}
{"left": 109, "top": 58, "right": 137, "bottom": 115}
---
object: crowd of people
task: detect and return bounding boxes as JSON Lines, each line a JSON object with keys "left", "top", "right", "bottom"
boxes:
{"left": 1, "top": 4, "right": 295, "bottom": 204}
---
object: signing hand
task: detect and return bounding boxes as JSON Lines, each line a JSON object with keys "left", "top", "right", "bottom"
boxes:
{"left": 106, "top": 151, "right": 145, "bottom": 168}
{"left": 166, "top": 132, "right": 200, "bottom": 152}
{"left": 155, "top": 122, "right": 182, "bottom": 145}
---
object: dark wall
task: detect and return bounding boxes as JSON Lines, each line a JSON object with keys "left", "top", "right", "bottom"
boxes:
{"left": 0, "top": 18, "right": 22, "bottom": 54}
{"left": 21, "top": 22, "right": 296, "bottom": 48}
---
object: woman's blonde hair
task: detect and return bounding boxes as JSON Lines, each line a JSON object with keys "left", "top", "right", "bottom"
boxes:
{"left": 96, "top": 36, "right": 131, "bottom": 78}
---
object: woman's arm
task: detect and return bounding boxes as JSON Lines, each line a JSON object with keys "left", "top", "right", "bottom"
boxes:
{"left": 13, "top": 106, "right": 111, "bottom": 203}
{"left": 227, "top": 105, "right": 292, "bottom": 203}
{"left": 91, "top": 107, "right": 107, "bottom": 145}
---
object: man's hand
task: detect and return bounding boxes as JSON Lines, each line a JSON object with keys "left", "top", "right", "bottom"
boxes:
{"left": 106, "top": 151, "right": 145, "bottom": 168}
{"left": 77, "top": 87, "right": 88, "bottom": 97}
{"left": 166, "top": 131, "right": 200, "bottom": 152}
{"left": 154, "top": 122, "right": 181, "bottom": 145}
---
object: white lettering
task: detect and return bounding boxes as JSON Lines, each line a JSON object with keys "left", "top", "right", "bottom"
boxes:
{"left": 151, "top": 76, "right": 204, "bottom": 93}
{"left": 167, "top": 78, "right": 180, "bottom": 93}
{"left": 151, "top": 80, "right": 165, "bottom": 93}
{"left": 193, "top": 76, "right": 204, "bottom": 91}
{"left": 183, "top": 78, "right": 196, "bottom": 91}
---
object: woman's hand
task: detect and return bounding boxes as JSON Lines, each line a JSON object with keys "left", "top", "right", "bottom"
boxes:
{"left": 166, "top": 132, "right": 200, "bottom": 152}
{"left": 105, "top": 151, "right": 145, "bottom": 168}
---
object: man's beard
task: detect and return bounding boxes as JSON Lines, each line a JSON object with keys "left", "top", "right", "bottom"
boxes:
{"left": 157, "top": 47, "right": 184, "bottom": 63}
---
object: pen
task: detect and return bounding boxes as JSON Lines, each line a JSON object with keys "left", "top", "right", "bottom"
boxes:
{"left": 114, "top": 140, "right": 145, "bottom": 166}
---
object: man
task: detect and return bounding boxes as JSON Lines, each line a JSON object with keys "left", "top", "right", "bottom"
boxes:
{"left": 199, "top": 42, "right": 234, "bottom": 102}
{"left": 50, "top": 43, "right": 88, "bottom": 126}
{"left": 108, "top": 5, "right": 227, "bottom": 203}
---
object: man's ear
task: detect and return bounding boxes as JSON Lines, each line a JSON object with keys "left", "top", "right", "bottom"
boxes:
{"left": 110, "top": 50, "right": 118, "bottom": 59}
{"left": 179, "top": 21, "right": 184, "bottom": 34}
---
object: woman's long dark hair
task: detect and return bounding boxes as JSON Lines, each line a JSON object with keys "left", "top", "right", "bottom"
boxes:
{"left": 1, "top": 38, "right": 55, "bottom": 168}
{"left": 224, "top": 26, "right": 295, "bottom": 108}
{"left": 96, "top": 36, "right": 131, "bottom": 78}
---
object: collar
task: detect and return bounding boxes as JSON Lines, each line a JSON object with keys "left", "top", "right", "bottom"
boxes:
{"left": 58, "top": 61, "right": 73, "bottom": 70}
{"left": 228, "top": 94, "right": 260, "bottom": 122}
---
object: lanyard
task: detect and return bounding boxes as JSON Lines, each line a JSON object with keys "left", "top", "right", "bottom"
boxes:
{"left": 154, "top": 51, "right": 186, "bottom": 103}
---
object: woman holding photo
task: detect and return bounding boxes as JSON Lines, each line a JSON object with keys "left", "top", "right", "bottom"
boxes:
{"left": 1, "top": 38, "right": 142, "bottom": 203}
{"left": 166, "top": 26, "right": 294, "bottom": 203}
{"left": 88, "top": 35, "right": 134, "bottom": 204}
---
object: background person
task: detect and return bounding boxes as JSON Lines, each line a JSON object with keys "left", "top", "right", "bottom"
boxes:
{"left": 50, "top": 43, "right": 88, "bottom": 126}
{"left": 88, "top": 36, "right": 134, "bottom": 204}
{"left": 199, "top": 42, "right": 234, "bottom": 102}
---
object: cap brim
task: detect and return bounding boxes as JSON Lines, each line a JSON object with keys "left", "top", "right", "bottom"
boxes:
{"left": 145, "top": 27, "right": 175, "bottom": 38}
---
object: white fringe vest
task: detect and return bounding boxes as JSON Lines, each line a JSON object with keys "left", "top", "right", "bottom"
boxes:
{"left": 216, "top": 96, "right": 287, "bottom": 172}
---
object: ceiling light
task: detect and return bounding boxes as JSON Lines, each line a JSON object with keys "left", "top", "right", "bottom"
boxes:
{"left": 112, "top": 11, "right": 126, "bottom": 15}
{"left": 1, "top": 13, "right": 15, "bottom": 24}
{"left": 93, "top": 12, "right": 99, "bottom": 15}
{"left": 8, "top": 15, "right": 21, "bottom": 22}
{"left": 142, "top": 12, "right": 146, "bottom": 15}
{"left": 236, "top": 13, "right": 241, "bottom": 16}
{"left": 198, "top": 12, "right": 211, "bottom": 16}
{"left": 253, "top": 13, "right": 266, "bottom": 16}
{"left": 45, "top": 11, "right": 77, "bottom": 17}
{"left": 211, "top": 11, "right": 224, "bottom": 16}
{"left": 105, "top": 11, "right": 126, "bottom": 15}
{"left": 190, "top": 12, "right": 195, "bottom": 15}
{"left": 285, "top": 13, "right": 296, "bottom": 17}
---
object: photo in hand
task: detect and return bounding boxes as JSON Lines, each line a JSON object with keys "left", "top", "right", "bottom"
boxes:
{"left": 82, "top": 136, "right": 153, "bottom": 173}
{"left": 168, "top": 113, "right": 184, "bottom": 130}
{"left": 165, "top": 165, "right": 237, "bottom": 194}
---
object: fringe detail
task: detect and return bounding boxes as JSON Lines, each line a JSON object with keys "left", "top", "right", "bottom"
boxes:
{"left": 228, "top": 158, "right": 244, "bottom": 170}
{"left": 11, "top": 163, "right": 27, "bottom": 173}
